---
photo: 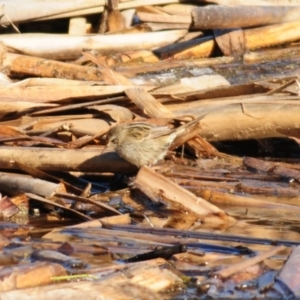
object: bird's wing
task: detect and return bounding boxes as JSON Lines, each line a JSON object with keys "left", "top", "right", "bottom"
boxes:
{"left": 124, "top": 123, "right": 152, "bottom": 141}
{"left": 125, "top": 123, "right": 173, "bottom": 141}
{"left": 147, "top": 126, "right": 174, "bottom": 140}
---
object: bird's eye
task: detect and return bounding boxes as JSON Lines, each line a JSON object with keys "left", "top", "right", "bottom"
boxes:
{"left": 110, "top": 137, "right": 118, "bottom": 144}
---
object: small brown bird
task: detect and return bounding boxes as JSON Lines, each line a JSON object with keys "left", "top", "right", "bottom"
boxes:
{"left": 104, "top": 115, "right": 205, "bottom": 167}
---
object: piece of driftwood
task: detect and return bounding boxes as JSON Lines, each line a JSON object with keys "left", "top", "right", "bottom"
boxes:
{"left": 0, "top": 0, "right": 104, "bottom": 24}
{"left": 159, "top": 3, "right": 199, "bottom": 15}
{"left": 0, "top": 263, "right": 177, "bottom": 299}
{"left": 69, "top": 17, "right": 90, "bottom": 35}
{"left": 198, "top": 189, "right": 300, "bottom": 210}
{"left": 37, "top": 0, "right": 181, "bottom": 20}
{"left": 0, "top": 172, "right": 65, "bottom": 197}
{"left": 0, "top": 147, "right": 137, "bottom": 173}
{"left": 0, "top": 101, "right": 57, "bottom": 121}
{"left": 0, "top": 196, "right": 19, "bottom": 218}
{"left": 137, "top": 11, "right": 191, "bottom": 23}
{"left": 215, "top": 245, "right": 286, "bottom": 278}
{"left": 167, "top": 95, "right": 300, "bottom": 141}
{"left": 0, "top": 262, "right": 66, "bottom": 292}
{"left": 244, "top": 157, "right": 300, "bottom": 183}
{"left": 9, "top": 55, "right": 103, "bottom": 81}
{"left": 113, "top": 56, "right": 234, "bottom": 74}
{"left": 143, "top": 22, "right": 190, "bottom": 31}
{"left": 214, "top": 28, "right": 245, "bottom": 56}
{"left": 0, "top": 2, "right": 299, "bottom": 299}
{"left": 192, "top": 6, "right": 300, "bottom": 29}
{"left": 0, "top": 30, "right": 187, "bottom": 60}
{"left": 135, "top": 166, "right": 236, "bottom": 225}
{"left": 156, "top": 36, "right": 216, "bottom": 59}
{"left": 15, "top": 161, "right": 83, "bottom": 194}
{"left": 244, "top": 20, "right": 300, "bottom": 50}
{"left": 244, "top": 46, "right": 300, "bottom": 63}
{"left": 153, "top": 74, "right": 230, "bottom": 94}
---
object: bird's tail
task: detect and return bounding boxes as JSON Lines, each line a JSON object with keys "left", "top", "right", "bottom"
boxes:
{"left": 175, "top": 113, "right": 207, "bottom": 135}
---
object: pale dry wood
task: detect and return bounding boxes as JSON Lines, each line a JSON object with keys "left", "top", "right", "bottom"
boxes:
{"left": 89, "top": 257, "right": 170, "bottom": 275}
{"left": 125, "top": 87, "right": 175, "bottom": 117}
{"left": 244, "top": 47, "right": 300, "bottom": 63}
{"left": 167, "top": 95, "right": 300, "bottom": 141}
{"left": 137, "top": 5, "right": 170, "bottom": 14}
{"left": 159, "top": 4, "right": 197, "bottom": 16}
{"left": 0, "top": 282, "right": 161, "bottom": 300}
{"left": 90, "top": 104, "right": 134, "bottom": 122}
{"left": 114, "top": 56, "right": 234, "bottom": 75}
{"left": 137, "top": 12, "right": 191, "bottom": 23}
{"left": 0, "top": 196, "right": 18, "bottom": 218}
{"left": 179, "top": 31, "right": 204, "bottom": 42}
{"left": 103, "top": 49, "right": 160, "bottom": 65}
{"left": 0, "top": 147, "right": 136, "bottom": 173}
{"left": 214, "top": 28, "right": 245, "bottom": 56}
{"left": 168, "top": 93, "right": 300, "bottom": 108}
{"left": 245, "top": 20, "right": 300, "bottom": 50}
{"left": 11, "top": 77, "right": 105, "bottom": 87}
{"left": 215, "top": 245, "right": 286, "bottom": 278}
{"left": 122, "top": 8, "right": 136, "bottom": 28}
{"left": 68, "top": 17, "right": 89, "bottom": 35}
{"left": 0, "top": 172, "right": 65, "bottom": 197}
{"left": 83, "top": 51, "right": 175, "bottom": 118}
{"left": 0, "top": 260, "right": 179, "bottom": 299}
{"left": 0, "top": 85, "right": 128, "bottom": 103}
{"left": 0, "top": 0, "right": 104, "bottom": 24}
{"left": 14, "top": 161, "right": 83, "bottom": 195}
{"left": 0, "top": 262, "right": 67, "bottom": 292}
{"left": 264, "top": 78, "right": 297, "bottom": 95}
{"left": 8, "top": 54, "right": 103, "bottom": 80}
{"left": 163, "top": 213, "right": 198, "bottom": 230}
{"left": 99, "top": 262, "right": 184, "bottom": 292}
{"left": 198, "top": 189, "right": 300, "bottom": 210}
{"left": 244, "top": 157, "right": 300, "bottom": 181}
{"left": 0, "top": 30, "right": 187, "bottom": 60}
{"left": 99, "top": 214, "right": 132, "bottom": 225}
{"left": 192, "top": 6, "right": 300, "bottom": 29}
{"left": 0, "top": 73, "right": 13, "bottom": 86}
{"left": 166, "top": 82, "right": 268, "bottom": 101}
{"left": 1, "top": 114, "right": 109, "bottom": 136}
{"left": 142, "top": 22, "right": 190, "bottom": 31}
{"left": 157, "top": 36, "right": 215, "bottom": 60}
{"left": 66, "top": 219, "right": 103, "bottom": 228}
{"left": 135, "top": 166, "right": 236, "bottom": 225}
{"left": 47, "top": 226, "right": 174, "bottom": 246}
{"left": 153, "top": 74, "right": 230, "bottom": 94}
{"left": 37, "top": 0, "right": 180, "bottom": 20}
{"left": 0, "top": 102, "right": 57, "bottom": 120}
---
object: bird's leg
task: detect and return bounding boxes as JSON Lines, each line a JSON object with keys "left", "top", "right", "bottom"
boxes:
{"left": 181, "top": 144, "right": 185, "bottom": 159}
